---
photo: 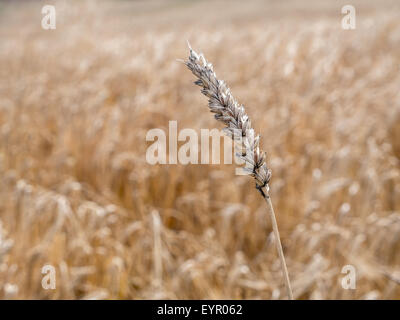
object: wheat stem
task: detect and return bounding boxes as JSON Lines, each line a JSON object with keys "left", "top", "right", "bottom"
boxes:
{"left": 258, "top": 187, "right": 293, "bottom": 300}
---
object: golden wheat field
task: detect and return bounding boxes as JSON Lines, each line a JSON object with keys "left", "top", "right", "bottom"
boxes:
{"left": 0, "top": 0, "right": 400, "bottom": 300}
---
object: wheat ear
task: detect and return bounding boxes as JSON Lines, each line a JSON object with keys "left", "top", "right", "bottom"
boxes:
{"left": 183, "top": 45, "right": 293, "bottom": 300}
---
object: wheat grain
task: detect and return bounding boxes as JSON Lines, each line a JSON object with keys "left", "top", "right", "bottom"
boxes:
{"left": 184, "top": 43, "right": 271, "bottom": 191}
{"left": 184, "top": 45, "right": 293, "bottom": 300}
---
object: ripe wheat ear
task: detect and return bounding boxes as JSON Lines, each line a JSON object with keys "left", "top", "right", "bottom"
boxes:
{"left": 183, "top": 45, "right": 293, "bottom": 300}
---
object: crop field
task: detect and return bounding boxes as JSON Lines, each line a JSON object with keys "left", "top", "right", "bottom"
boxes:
{"left": 0, "top": 0, "right": 399, "bottom": 299}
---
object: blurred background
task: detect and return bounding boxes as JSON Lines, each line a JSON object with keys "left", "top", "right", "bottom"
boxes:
{"left": 0, "top": 0, "right": 399, "bottom": 299}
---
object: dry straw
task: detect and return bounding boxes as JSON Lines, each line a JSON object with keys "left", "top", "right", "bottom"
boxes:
{"left": 183, "top": 44, "right": 293, "bottom": 300}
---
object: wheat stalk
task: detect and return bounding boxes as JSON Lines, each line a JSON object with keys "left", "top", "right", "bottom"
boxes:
{"left": 183, "top": 44, "right": 293, "bottom": 300}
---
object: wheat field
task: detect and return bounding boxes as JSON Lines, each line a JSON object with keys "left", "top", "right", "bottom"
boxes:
{"left": 0, "top": 0, "right": 400, "bottom": 299}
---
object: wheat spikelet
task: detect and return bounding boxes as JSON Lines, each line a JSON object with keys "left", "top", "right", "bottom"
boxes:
{"left": 185, "top": 44, "right": 272, "bottom": 191}
{"left": 184, "top": 45, "right": 293, "bottom": 300}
